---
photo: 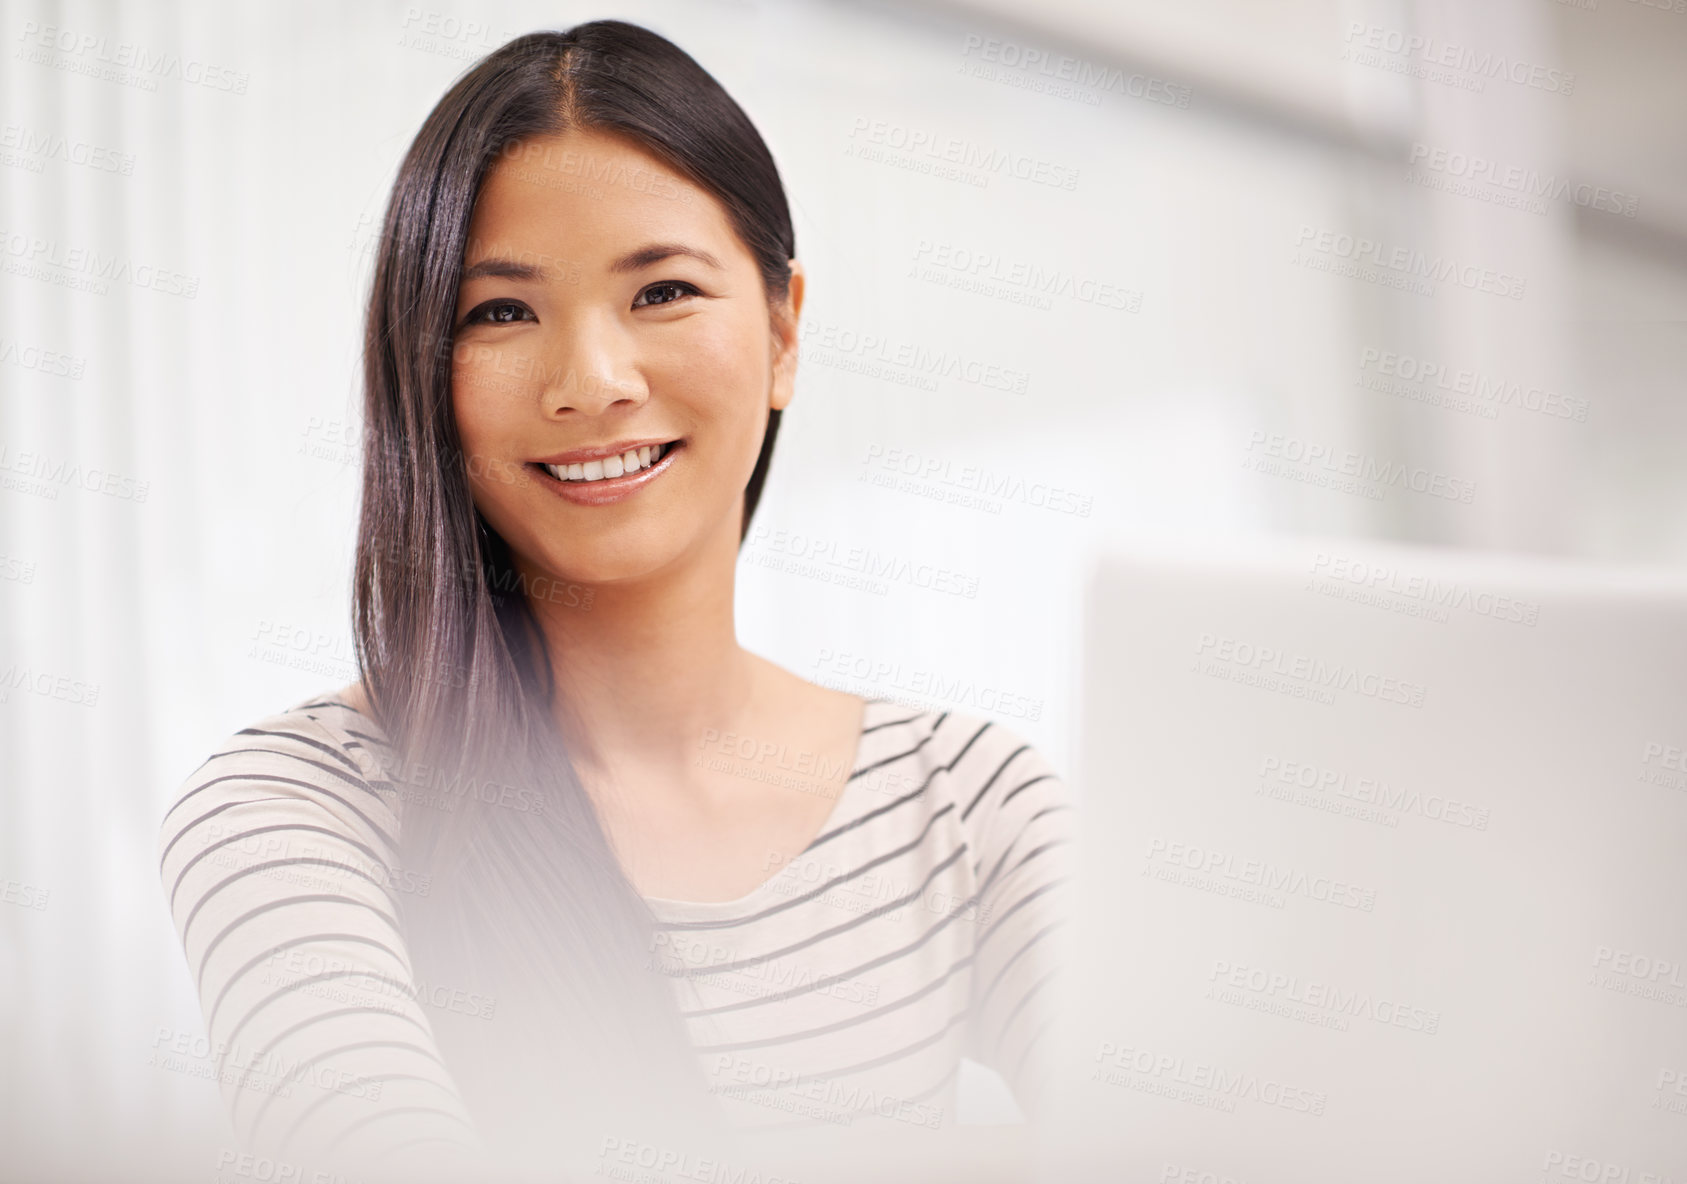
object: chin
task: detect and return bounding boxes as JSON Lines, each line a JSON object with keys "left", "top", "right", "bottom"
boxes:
{"left": 526, "top": 536, "right": 683, "bottom": 593}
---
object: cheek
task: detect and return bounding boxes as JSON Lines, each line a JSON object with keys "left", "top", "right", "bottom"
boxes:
{"left": 652, "top": 315, "right": 771, "bottom": 436}
{"left": 452, "top": 358, "right": 551, "bottom": 471}
{"left": 456, "top": 446, "right": 526, "bottom": 507}
{"left": 453, "top": 349, "right": 540, "bottom": 431}
{"left": 450, "top": 369, "right": 534, "bottom": 514}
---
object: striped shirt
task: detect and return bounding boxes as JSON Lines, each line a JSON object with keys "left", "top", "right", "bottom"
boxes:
{"left": 157, "top": 690, "right": 1074, "bottom": 1168}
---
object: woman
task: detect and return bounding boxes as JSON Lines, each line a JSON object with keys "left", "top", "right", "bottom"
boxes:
{"left": 157, "top": 20, "right": 1072, "bottom": 1182}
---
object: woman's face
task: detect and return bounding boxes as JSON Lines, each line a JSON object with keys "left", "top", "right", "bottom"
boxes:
{"left": 449, "top": 127, "right": 801, "bottom": 589}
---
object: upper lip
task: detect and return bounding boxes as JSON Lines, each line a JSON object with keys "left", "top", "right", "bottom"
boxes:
{"left": 530, "top": 437, "right": 680, "bottom": 465}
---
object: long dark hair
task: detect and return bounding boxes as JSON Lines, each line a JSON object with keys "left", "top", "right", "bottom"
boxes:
{"left": 351, "top": 19, "right": 793, "bottom": 1170}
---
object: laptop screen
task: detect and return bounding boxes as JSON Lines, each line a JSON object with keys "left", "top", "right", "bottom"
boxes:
{"left": 1034, "top": 542, "right": 1687, "bottom": 1183}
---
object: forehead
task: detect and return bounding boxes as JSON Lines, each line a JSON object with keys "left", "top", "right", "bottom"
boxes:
{"left": 467, "top": 128, "right": 736, "bottom": 264}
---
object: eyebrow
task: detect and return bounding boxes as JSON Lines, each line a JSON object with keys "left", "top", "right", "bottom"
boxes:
{"left": 459, "top": 257, "right": 542, "bottom": 283}
{"left": 607, "top": 242, "right": 725, "bottom": 275}
{"left": 458, "top": 242, "right": 725, "bottom": 285}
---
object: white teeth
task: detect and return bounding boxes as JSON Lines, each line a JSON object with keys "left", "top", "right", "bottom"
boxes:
{"left": 543, "top": 443, "right": 675, "bottom": 484}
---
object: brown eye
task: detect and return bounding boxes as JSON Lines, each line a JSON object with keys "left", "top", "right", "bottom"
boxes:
{"left": 633, "top": 281, "right": 699, "bottom": 308}
{"left": 464, "top": 300, "right": 533, "bottom": 326}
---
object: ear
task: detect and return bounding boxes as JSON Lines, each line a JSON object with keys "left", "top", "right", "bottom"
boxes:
{"left": 768, "top": 258, "right": 805, "bottom": 413}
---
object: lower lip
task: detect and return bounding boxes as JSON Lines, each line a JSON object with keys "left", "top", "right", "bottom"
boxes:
{"left": 528, "top": 444, "right": 683, "bottom": 506}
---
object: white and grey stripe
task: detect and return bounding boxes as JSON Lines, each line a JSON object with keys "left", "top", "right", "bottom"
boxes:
{"left": 650, "top": 703, "right": 1073, "bottom": 1132}
{"left": 158, "top": 691, "right": 1072, "bottom": 1158}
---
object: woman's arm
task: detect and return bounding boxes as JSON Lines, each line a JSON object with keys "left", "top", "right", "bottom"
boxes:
{"left": 156, "top": 710, "right": 484, "bottom": 1180}
{"left": 958, "top": 725, "right": 1076, "bottom": 1120}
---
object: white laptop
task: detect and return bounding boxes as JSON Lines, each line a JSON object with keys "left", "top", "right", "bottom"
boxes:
{"left": 1034, "top": 541, "right": 1687, "bottom": 1183}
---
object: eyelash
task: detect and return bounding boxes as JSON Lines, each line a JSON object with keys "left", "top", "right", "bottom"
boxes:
{"left": 462, "top": 281, "right": 702, "bottom": 326}
{"left": 464, "top": 301, "right": 532, "bottom": 327}
{"left": 631, "top": 280, "right": 701, "bottom": 309}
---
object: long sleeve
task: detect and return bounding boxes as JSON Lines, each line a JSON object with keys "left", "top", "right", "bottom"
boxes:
{"left": 957, "top": 725, "right": 1076, "bottom": 1119}
{"left": 156, "top": 709, "right": 484, "bottom": 1179}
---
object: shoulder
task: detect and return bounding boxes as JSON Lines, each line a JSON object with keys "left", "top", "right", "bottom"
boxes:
{"left": 156, "top": 689, "right": 403, "bottom": 896}
{"left": 853, "top": 700, "right": 1071, "bottom": 838}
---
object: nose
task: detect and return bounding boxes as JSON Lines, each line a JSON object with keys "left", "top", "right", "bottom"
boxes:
{"left": 538, "top": 308, "right": 648, "bottom": 417}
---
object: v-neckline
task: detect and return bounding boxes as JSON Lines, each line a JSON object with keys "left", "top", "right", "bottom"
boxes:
{"left": 640, "top": 697, "right": 878, "bottom": 917}
{"left": 317, "top": 685, "right": 883, "bottom": 917}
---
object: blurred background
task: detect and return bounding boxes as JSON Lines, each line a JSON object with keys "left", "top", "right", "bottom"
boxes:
{"left": 1, "top": 0, "right": 1682, "bottom": 1178}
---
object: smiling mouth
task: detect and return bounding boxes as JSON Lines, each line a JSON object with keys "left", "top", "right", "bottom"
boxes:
{"left": 536, "top": 440, "right": 683, "bottom": 484}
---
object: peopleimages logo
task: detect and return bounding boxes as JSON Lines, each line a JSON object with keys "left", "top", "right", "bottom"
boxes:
{"left": 846, "top": 116, "right": 1080, "bottom": 191}
{"left": 1092, "top": 1040, "right": 1328, "bottom": 1116}
{"left": 710, "top": 1055, "right": 945, "bottom": 1129}
{"left": 1244, "top": 429, "right": 1477, "bottom": 504}
{"left": 1592, "top": 945, "right": 1687, "bottom": 987}
{"left": 859, "top": 444, "right": 1093, "bottom": 517}
{"left": 1340, "top": 23, "right": 1575, "bottom": 94}
{"left": 1309, "top": 552, "right": 1542, "bottom": 627}
{"left": 812, "top": 648, "right": 1044, "bottom": 722}
{"left": 16, "top": 20, "right": 250, "bottom": 93}
{"left": 1258, "top": 754, "right": 1493, "bottom": 830}
{"left": 958, "top": 33, "right": 1192, "bottom": 108}
{"left": 0, "top": 123, "right": 135, "bottom": 174}
{"left": 0, "top": 445, "right": 151, "bottom": 501}
{"left": 595, "top": 1137, "right": 804, "bottom": 1184}
{"left": 1207, "top": 958, "right": 1442, "bottom": 1034}
{"left": 744, "top": 523, "right": 982, "bottom": 599}
{"left": 0, "top": 336, "right": 86, "bottom": 380}
{"left": 1542, "top": 1150, "right": 1678, "bottom": 1184}
{"left": 1, "top": 877, "right": 50, "bottom": 910}
{"left": 0, "top": 227, "right": 199, "bottom": 298}
{"left": 1408, "top": 143, "right": 1638, "bottom": 218}
{"left": 800, "top": 320, "right": 1031, "bottom": 395}
{"left": 1295, "top": 226, "right": 1525, "bottom": 300}
{"left": 1145, "top": 837, "right": 1378, "bottom": 912}
{"left": 0, "top": 664, "right": 100, "bottom": 708}
{"left": 1357, "top": 347, "right": 1588, "bottom": 422}
{"left": 911, "top": 238, "right": 1143, "bottom": 312}
{"left": 1196, "top": 631, "right": 1428, "bottom": 708}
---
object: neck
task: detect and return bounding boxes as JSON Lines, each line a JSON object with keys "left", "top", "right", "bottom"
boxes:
{"left": 523, "top": 511, "right": 757, "bottom": 776}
